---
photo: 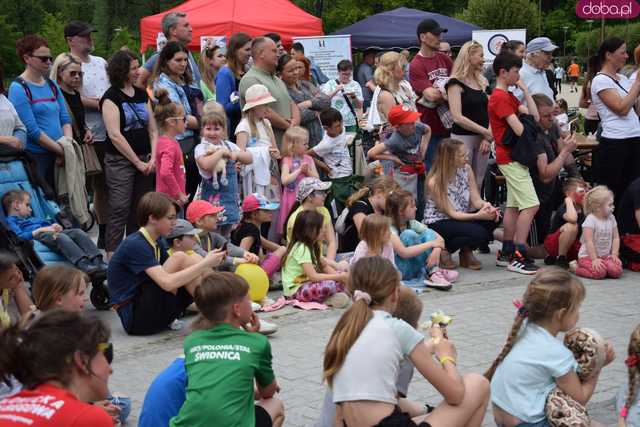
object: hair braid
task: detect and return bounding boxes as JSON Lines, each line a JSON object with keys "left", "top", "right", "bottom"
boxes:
{"left": 484, "top": 315, "right": 525, "bottom": 380}
{"left": 620, "top": 326, "right": 640, "bottom": 426}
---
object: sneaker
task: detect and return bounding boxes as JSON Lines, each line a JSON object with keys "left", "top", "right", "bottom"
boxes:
{"left": 325, "top": 292, "right": 350, "bottom": 309}
{"left": 496, "top": 250, "right": 511, "bottom": 267}
{"left": 76, "top": 258, "right": 101, "bottom": 275}
{"left": 438, "top": 268, "right": 459, "bottom": 283}
{"left": 556, "top": 256, "right": 570, "bottom": 270}
{"left": 507, "top": 251, "right": 539, "bottom": 275}
{"left": 251, "top": 302, "right": 262, "bottom": 312}
{"left": 169, "top": 319, "right": 185, "bottom": 331}
{"left": 424, "top": 271, "right": 452, "bottom": 291}
{"left": 544, "top": 255, "right": 557, "bottom": 265}
{"left": 258, "top": 318, "right": 278, "bottom": 336}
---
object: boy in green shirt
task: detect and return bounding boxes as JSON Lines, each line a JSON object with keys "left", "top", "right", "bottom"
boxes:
{"left": 170, "top": 272, "right": 284, "bottom": 427}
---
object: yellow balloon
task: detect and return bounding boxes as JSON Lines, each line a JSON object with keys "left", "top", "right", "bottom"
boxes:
{"left": 235, "top": 263, "right": 269, "bottom": 302}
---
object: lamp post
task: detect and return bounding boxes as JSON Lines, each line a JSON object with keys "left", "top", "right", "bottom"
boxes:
{"left": 586, "top": 20, "right": 594, "bottom": 59}
{"left": 562, "top": 26, "right": 569, "bottom": 58}
{"left": 538, "top": 0, "right": 542, "bottom": 36}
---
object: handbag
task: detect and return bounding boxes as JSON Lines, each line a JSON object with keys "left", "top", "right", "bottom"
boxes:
{"left": 64, "top": 94, "right": 102, "bottom": 175}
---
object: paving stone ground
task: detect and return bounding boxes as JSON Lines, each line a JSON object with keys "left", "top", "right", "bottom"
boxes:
{"left": 94, "top": 247, "right": 639, "bottom": 427}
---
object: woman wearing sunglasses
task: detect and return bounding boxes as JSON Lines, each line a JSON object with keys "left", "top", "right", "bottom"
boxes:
{"left": 8, "top": 35, "right": 73, "bottom": 185}
{"left": 0, "top": 310, "right": 114, "bottom": 426}
{"left": 51, "top": 53, "right": 93, "bottom": 145}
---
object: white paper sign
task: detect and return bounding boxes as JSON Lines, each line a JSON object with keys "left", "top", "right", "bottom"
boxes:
{"left": 291, "top": 35, "right": 352, "bottom": 80}
{"left": 200, "top": 36, "right": 227, "bottom": 54}
{"left": 156, "top": 32, "right": 167, "bottom": 52}
{"left": 472, "top": 29, "right": 527, "bottom": 64}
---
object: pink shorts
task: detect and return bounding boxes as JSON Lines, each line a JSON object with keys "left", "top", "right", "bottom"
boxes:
{"left": 261, "top": 253, "right": 282, "bottom": 278}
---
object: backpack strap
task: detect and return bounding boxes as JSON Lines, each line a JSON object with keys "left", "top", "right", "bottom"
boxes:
{"left": 14, "top": 77, "right": 59, "bottom": 104}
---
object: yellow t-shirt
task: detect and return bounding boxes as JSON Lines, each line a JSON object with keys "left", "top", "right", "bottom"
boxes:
{"left": 282, "top": 242, "right": 313, "bottom": 296}
{"left": 285, "top": 206, "right": 332, "bottom": 243}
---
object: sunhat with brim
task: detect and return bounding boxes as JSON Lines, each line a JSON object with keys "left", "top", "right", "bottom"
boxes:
{"left": 243, "top": 84, "right": 277, "bottom": 112}
{"left": 297, "top": 177, "right": 332, "bottom": 202}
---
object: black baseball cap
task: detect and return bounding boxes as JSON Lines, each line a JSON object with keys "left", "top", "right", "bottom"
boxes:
{"left": 64, "top": 21, "right": 97, "bottom": 38}
{"left": 417, "top": 18, "right": 448, "bottom": 37}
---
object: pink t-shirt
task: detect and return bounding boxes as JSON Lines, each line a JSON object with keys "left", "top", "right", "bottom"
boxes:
{"left": 350, "top": 241, "right": 396, "bottom": 266}
{"left": 155, "top": 135, "right": 186, "bottom": 200}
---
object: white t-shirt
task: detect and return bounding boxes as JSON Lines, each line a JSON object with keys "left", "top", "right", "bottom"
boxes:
{"left": 81, "top": 55, "right": 110, "bottom": 142}
{"left": 194, "top": 139, "right": 240, "bottom": 179}
{"left": 332, "top": 310, "right": 424, "bottom": 405}
{"left": 312, "top": 130, "right": 352, "bottom": 179}
{"left": 591, "top": 73, "right": 640, "bottom": 139}
{"left": 578, "top": 213, "right": 617, "bottom": 258}
{"left": 234, "top": 117, "right": 273, "bottom": 146}
{"left": 321, "top": 79, "right": 363, "bottom": 127}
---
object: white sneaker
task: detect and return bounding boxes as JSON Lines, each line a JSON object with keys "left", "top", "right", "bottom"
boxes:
{"left": 251, "top": 302, "right": 262, "bottom": 312}
{"left": 170, "top": 319, "right": 185, "bottom": 331}
{"left": 258, "top": 318, "right": 278, "bottom": 336}
{"left": 325, "top": 292, "right": 350, "bottom": 309}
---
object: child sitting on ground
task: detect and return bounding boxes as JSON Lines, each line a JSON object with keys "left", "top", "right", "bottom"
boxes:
{"left": 350, "top": 213, "right": 395, "bottom": 266}
{"left": 282, "top": 210, "right": 349, "bottom": 307}
{"left": 309, "top": 108, "right": 354, "bottom": 214}
{"left": 3, "top": 190, "right": 107, "bottom": 276}
{"left": 367, "top": 105, "right": 430, "bottom": 218}
{"left": 315, "top": 284, "right": 425, "bottom": 427}
{"left": 544, "top": 178, "right": 587, "bottom": 269}
{"left": 324, "top": 256, "right": 490, "bottom": 427}
{"left": 186, "top": 200, "right": 259, "bottom": 270}
{"left": 154, "top": 89, "right": 189, "bottom": 208}
{"left": 231, "top": 194, "right": 286, "bottom": 279}
{"left": 279, "top": 126, "right": 319, "bottom": 236}
{"left": 385, "top": 189, "right": 458, "bottom": 290}
{"left": 166, "top": 219, "right": 202, "bottom": 257}
{"left": 616, "top": 323, "right": 640, "bottom": 427}
{"left": 487, "top": 269, "right": 614, "bottom": 427}
{"left": 169, "top": 272, "right": 284, "bottom": 427}
{"left": 573, "top": 185, "right": 623, "bottom": 279}
{"left": 194, "top": 111, "right": 253, "bottom": 236}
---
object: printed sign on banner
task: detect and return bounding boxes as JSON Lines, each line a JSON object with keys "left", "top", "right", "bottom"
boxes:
{"left": 472, "top": 29, "right": 527, "bottom": 64}
{"left": 157, "top": 32, "right": 167, "bottom": 52}
{"left": 291, "top": 35, "right": 352, "bottom": 80}
{"left": 200, "top": 36, "right": 227, "bottom": 54}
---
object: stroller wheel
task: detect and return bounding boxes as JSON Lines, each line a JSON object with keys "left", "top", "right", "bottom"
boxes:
{"left": 81, "top": 210, "right": 97, "bottom": 232}
{"left": 90, "top": 279, "right": 111, "bottom": 311}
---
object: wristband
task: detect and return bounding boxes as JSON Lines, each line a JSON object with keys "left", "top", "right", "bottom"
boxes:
{"left": 439, "top": 356, "right": 456, "bottom": 366}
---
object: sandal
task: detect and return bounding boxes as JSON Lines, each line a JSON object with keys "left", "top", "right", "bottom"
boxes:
{"left": 440, "top": 250, "right": 458, "bottom": 269}
{"left": 459, "top": 252, "right": 482, "bottom": 270}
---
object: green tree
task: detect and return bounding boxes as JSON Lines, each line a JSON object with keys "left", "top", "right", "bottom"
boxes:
{"left": 457, "top": 0, "right": 540, "bottom": 38}
{"left": 574, "top": 22, "right": 640, "bottom": 59}
{"left": 0, "top": 15, "right": 23, "bottom": 77}
{"left": 40, "top": 12, "right": 67, "bottom": 57}
{"left": 111, "top": 27, "right": 140, "bottom": 54}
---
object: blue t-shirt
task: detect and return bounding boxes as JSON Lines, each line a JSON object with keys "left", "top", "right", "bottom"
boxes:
{"left": 106, "top": 231, "right": 168, "bottom": 329}
{"left": 491, "top": 322, "right": 578, "bottom": 423}
{"left": 8, "top": 79, "right": 71, "bottom": 154}
{"left": 138, "top": 357, "right": 187, "bottom": 427}
{"left": 384, "top": 122, "right": 427, "bottom": 165}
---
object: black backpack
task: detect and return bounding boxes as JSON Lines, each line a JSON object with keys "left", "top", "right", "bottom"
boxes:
{"left": 14, "top": 77, "right": 59, "bottom": 104}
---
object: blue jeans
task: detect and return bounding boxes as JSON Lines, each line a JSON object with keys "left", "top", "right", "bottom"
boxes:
{"left": 36, "top": 228, "right": 101, "bottom": 264}
{"left": 30, "top": 151, "right": 56, "bottom": 190}
{"left": 498, "top": 420, "right": 551, "bottom": 427}
{"left": 395, "top": 228, "right": 436, "bottom": 280}
{"left": 424, "top": 134, "right": 447, "bottom": 172}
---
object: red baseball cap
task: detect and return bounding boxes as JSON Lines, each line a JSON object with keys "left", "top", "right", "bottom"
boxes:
{"left": 388, "top": 105, "right": 421, "bottom": 127}
{"left": 242, "top": 193, "right": 279, "bottom": 213}
{"left": 186, "top": 200, "right": 225, "bottom": 223}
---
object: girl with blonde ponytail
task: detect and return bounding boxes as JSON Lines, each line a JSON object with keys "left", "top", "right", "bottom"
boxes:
{"left": 616, "top": 324, "right": 640, "bottom": 427}
{"left": 324, "top": 256, "right": 490, "bottom": 427}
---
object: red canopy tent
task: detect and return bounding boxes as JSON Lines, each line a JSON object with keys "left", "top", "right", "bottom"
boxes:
{"left": 139, "top": 0, "right": 324, "bottom": 53}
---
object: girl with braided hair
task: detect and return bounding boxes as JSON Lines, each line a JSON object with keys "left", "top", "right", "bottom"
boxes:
{"left": 486, "top": 269, "right": 615, "bottom": 427}
{"left": 616, "top": 324, "right": 640, "bottom": 427}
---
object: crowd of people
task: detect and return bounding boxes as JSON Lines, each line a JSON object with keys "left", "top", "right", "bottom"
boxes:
{"left": 0, "top": 11, "right": 639, "bottom": 427}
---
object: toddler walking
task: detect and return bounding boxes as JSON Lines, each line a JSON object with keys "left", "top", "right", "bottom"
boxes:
{"left": 573, "top": 186, "right": 623, "bottom": 279}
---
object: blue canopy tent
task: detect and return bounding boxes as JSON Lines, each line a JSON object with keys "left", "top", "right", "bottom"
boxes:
{"left": 332, "top": 7, "right": 481, "bottom": 50}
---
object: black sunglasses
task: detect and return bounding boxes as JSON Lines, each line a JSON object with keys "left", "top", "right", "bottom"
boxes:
{"left": 69, "top": 70, "right": 84, "bottom": 78}
{"left": 98, "top": 342, "right": 114, "bottom": 364}
{"left": 32, "top": 55, "right": 53, "bottom": 63}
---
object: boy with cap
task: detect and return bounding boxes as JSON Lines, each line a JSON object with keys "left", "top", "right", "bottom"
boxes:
{"left": 186, "top": 200, "right": 259, "bottom": 270}
{"left": 167, "top": 219, "right": 202, "bottom": 257}
{"left": 231, "top": 194, "right": 286, "bottom": 279}
{"left": 367, "top": 105, "right": 431, "bottom": 218}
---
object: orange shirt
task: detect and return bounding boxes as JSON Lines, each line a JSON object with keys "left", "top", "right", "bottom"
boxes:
{"left": 568, "top": 63, "right": 580, "bottom": 77}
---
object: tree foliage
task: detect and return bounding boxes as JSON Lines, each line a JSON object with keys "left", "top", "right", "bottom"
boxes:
{"left": 0, "top": 15, "right": 22, "bottom": 77}
{"left": 457, "top": 0, "right": 540, "bottom": 37}
{"left": 40, "top": 13, "right": 68, "bottom": 58}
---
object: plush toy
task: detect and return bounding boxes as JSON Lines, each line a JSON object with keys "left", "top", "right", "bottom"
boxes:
{"left": 545, "top": 327, "right": 608, "bottom": 427}
{"left": 420, "top": 310, "right": 454, "bottom": 339}
{"left": 205, "top": 145, "right": 228, "bottom": 189}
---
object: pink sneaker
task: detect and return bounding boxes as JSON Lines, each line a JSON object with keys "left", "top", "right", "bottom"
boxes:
{"left": 438, "top": 268, "right": 459, "bottom": 283}
{"left": 424, "top": 270, "right": 452, "bottom": 291}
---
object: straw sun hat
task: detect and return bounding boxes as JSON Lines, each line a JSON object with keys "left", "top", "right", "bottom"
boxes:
{"left": 243, "top": 84, "right": 277, "bottom": 112}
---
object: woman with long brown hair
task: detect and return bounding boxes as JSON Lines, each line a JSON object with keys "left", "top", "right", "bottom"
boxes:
{"left": 198, "top": 44, "right": 226, "bottom": 102}
{"left": 424, "top": 138, "right": 500, "bottom": 270}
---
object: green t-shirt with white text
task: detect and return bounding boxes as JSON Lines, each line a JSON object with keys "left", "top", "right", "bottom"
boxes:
{"left": 170, "top": 324, "right": 275, "bottom": 427}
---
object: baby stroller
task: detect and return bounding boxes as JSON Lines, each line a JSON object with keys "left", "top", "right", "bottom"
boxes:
{"left": 0, "top": 145, "right": 110, "bottom": 310}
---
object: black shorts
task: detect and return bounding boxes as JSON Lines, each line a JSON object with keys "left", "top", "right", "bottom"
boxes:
{"left": 128, "top": 282, "right": 193, "bottom": 335}
{"left": 374, "top": 407, "right": 431, "bottom": 427}
{"left": 255, "top": 405, "right": 272, "bottom": 427}
{"left": 568, "top": 76, "right": 578, "bottom": 83}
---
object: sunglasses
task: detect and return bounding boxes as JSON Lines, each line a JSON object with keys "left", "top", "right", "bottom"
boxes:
{"left": 32, "top": 55, "right": 53, "bottom": 63}
{"left": 69, "top": 70, "right": 84, "bottom": 78}
{"left": 98, "top": 342, "right": 114, "bottom": 364}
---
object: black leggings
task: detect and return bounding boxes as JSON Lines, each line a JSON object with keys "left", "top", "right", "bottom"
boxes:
{"left": 594, "top": 137, "right": 640, "bottom": 207}
{"left": 429, "top": 219, "right": 498, "bottom": 253}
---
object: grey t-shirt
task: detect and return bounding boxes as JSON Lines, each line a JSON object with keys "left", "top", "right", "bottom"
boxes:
{"left": 384, "top": 121, "right": 427, "bottom": 164}
{"left": 356, "top": 63, "right": 374, "bottom": 103}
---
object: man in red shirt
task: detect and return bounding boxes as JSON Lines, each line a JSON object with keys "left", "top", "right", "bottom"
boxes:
{"left": 488, "top": 52, "right": 540, "bottom": 275}
{"left": 409, "top": 18, "right": 453, "bottom": 171}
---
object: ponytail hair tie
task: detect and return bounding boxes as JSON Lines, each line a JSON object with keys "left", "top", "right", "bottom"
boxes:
{"left": 512, "top": 299, "right": 529, "bottom": 318}
{"left": 625, "top": 354, "right": 639, "bottom": 368}
{"left": 353, "top": 290, "right": 372, "bottom": 305}
{"left": 620, "top": 406, "right": 629, "bottom": 418}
